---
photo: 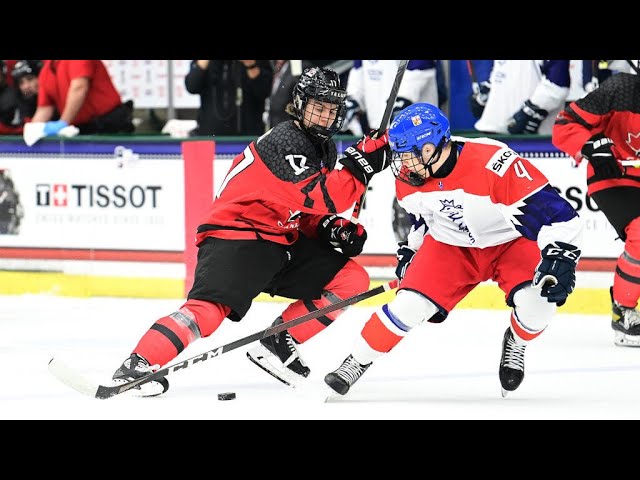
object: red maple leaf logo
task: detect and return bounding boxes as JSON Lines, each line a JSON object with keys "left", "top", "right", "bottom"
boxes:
{"left": 626, "top": 132, "right": 640, "bottom": 156}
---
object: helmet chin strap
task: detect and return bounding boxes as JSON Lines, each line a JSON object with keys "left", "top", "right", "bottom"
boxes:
{"left": 424, "top": 137, "right": 447, "bottom": 178}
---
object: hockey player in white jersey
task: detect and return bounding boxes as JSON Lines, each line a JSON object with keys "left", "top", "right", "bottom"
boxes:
{"left": 470, "top": 60, "right": 571, "bottom": 135}
{"left": 325, "top": 103, "right": 583, "bottom": 398}
{"left": 341, "top": 60, "right": 440, "bottom": 137}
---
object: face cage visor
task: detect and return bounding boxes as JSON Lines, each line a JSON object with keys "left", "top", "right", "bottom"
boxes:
{"left": 296, "top": 87, "right": 346, "bottom": 141}
{"left": 390, "top": 137, "right": 447, "bottom": 186}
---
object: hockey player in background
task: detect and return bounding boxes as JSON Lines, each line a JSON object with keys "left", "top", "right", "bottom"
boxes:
{"left": 552, "top": 61, "right": 640, "bottom": 348}
{"left": 324, "top": 103, "right": 583, "bottom": 398}
{"left": 111, "top": 67, "right": 392, "bottom": 396}
{"left": 470, "top": 60, "right": 571, "bottom": 135}
{"left": 341, "top": 60, "right": 442, "bottom": 137}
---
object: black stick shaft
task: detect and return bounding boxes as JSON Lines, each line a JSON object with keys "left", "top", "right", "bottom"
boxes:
{"left": 93, "top": 279, "right": 398, "bottom": 399}
{"left": 351, "top": 60, "right": 409, "bottom": 225}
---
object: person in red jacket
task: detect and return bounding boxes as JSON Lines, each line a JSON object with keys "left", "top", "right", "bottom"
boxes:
{"left": 29, "top": 60, "right": 134, "bottom": 136}
{"left": 552, "top": 61, "right": 640, "bottom": 347}
{"left": 110, "top": 67, "right": 392, "bottom": 396}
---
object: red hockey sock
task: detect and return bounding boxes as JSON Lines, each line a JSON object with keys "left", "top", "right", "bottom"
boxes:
{"left": 360, "top": 311, "right": 403, "bottom": 353}
{"left": 281, "top": 260, "right": 369, "bottom": 343}
{"left": 134, "top": 299, "right": 230, "bottom": 367}
{"left": 614, "top": 217, "right": 640, "bottom": 307}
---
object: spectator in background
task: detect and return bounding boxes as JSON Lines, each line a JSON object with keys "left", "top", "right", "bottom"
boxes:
{"left": 185, "top": 60, "right": 273, "bottom": 136}
{"left": 3, "top": 60, "right": 17, "bottom": 88}
{"left": 11, "top": 60, "right": 42, "bottom": 123}
{"left": 566, "top": 60, "right": 620, "bottom": 105}
{"left": 341, "top": 60, "right": 442, "bottom": 137}
{"left": 29, "top": 60, "right": 134, "bottom": 137}
{"left": 469, "top": 60, "right": 570, "bottom": 135}
{"left": 0, "top": 60, "right": 22, "bottom": 135}
{"left": 264, "top": 60, "right": 312, "bottom": 130}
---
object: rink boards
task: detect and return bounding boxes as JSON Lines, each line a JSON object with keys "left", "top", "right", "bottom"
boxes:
{"left": 0, "top": 135, "right": 621, "bottom": 314}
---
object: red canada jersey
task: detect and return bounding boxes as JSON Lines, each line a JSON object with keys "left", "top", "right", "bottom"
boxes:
{"left": 195, "top": 121, "right": 366, "bottom": 246}
{"left": 552, "top": 72, "right": 640, "bottom": 194}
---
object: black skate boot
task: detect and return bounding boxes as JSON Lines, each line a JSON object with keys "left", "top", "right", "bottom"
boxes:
{"left": 499, "top": 328, "right": 526, "bottom": 397}
{"left": 324, "top": 354, "right": 371, "bottom": 395}
{"left": 112, "top": 353, "right": 169, "bottom": 397}
{"left": 246, "top": 316, "right": 310, "bottom": 387}
{"left": 610, "top": 287, "right": 640, "bottom": 347}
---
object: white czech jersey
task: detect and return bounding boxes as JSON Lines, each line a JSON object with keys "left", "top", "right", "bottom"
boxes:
{"left": 346, "top": 60, "right": 438, "bottom": 129}
{"left": 474, "top": 60, "right": 570, "bottom": 135}
{"left": 397, "top": 136, "right": 583, "bottom": 250}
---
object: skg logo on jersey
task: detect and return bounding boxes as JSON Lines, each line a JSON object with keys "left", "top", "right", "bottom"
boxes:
{"left": 486, "top": 148, "right": 518, "bottom": 177}
{"left": 35, "top": 183, "right": 162, "bottom": 208}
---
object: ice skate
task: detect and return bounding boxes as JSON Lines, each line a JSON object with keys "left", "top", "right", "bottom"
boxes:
{"left": 610, "top": 287, "right": 640, "bottom": 347}
{"left": 499, "top": 328, "right": 526, "bottom": 397}
{"left": 112, "top": 353, "right": 169, "bottom": 397}
{"left": 324, "top": 354, "right": 371, "bottom": 395}
{"left": 246, "top": 317, "right": 310, "bottom": 387}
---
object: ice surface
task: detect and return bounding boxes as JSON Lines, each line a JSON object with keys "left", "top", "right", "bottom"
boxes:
{"left": 2, "top": 293, "right": 639, "bottom": 420}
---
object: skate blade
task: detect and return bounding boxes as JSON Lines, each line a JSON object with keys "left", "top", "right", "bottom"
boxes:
{"left": 112, "top": 379, "right": 166, "bottom": 398}
{"left": 246, "top": 345, "right": 303, "bottom": 388}
{"left": 614, "top": 331, "right": 640, "bottom": 347}
{"left": 501, "top": 388, "right": 510, "bottom": 398}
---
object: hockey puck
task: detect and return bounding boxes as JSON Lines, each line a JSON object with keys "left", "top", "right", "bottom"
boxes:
{"left": 217, "top": 392, "right": 236, "bottom": 401}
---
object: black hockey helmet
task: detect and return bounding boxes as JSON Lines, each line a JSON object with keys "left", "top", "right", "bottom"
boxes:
{"left": 292, "top": 66, "right": 347, "bottom": 142}
{"left": 11, "top": 60, "right": 42, "bottom": 83}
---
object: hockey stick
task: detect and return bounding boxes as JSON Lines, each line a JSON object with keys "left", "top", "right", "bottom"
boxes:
{"left": 48, "top": 279, "right": 398, "bottom": 399}
{"left": 466, "top": 60, "right": 480, "bottom": 96}
{"left": 350, "top": 60, "right": 409, "bottom": 224}
{"left": 590, "top": 60, "right": 599, "bottom": 91}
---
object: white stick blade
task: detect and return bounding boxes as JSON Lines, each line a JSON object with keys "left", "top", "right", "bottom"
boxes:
{"left": 48, "top": 357, "right": 99, "bottom": 398}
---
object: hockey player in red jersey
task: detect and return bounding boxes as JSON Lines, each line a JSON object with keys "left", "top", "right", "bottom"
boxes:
{"left": 324, "top": 103, "right": 583, "bottom": 398}
{"left": 111, "top": 67, "right": 391, "bottom": 396}
{"left": 552, "top": 62, "right": 640, "bottom": 347}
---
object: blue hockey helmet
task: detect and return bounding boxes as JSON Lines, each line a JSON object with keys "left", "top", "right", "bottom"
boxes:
{"left": 388, "top": 103, "right": 451, "bottom": 185}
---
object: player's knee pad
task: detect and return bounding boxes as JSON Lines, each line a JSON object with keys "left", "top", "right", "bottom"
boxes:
{"left": 624, "top": 216, "right": 640, "bottom": 258}
{"left": 382, "top": 289, "right": 440, "bottom": 335}
{"left": 176, "top": 299, "right": 229, "bottom": 338}
{"left": 325, "top": 259, "right": 370, "bottom": 299}
{"left": 513, "top": 285, "right": 555, "bottom": 334}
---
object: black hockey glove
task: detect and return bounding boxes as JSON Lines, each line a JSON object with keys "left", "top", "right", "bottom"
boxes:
{"left": 395, "top": 218, "right": 427, "bottom": 281}
{"left": 391, "top": 97, "right": 412, "bottom": 122}
{"left": 580, "top": 132, "right": 623, "bottom": 179}
{"left": 469, "top": 81, "right": 491, "bottom": 119}
{"left": 318, "top": 214, "right": 367, "bottom": 257}
{"left": 395, "top": 242, "right": 416, "bottom": 281}
{"left": 507, "top": 100, "right": 549, "bottom": 134}
{"left": 532, "top": 241, "right": 581, "bottom": 306}
{"left": 341, "top": 129, "right": 391, "bottom": 185}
